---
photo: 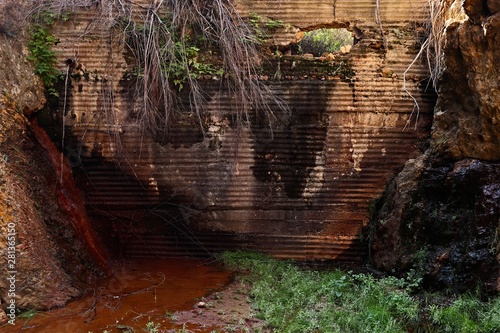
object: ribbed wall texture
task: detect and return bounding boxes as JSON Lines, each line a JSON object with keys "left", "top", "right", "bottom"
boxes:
{"left": 50, "top": 0, "right": 435, "bottom": 263}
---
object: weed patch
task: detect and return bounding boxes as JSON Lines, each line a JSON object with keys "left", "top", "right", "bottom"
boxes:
{"left": 219, "top": 251, "right": 500, "bottom": 333}
{"left": 429, "top": 293, "right": 500, "bottom": 333}
{"left": 27, "top": 10, "right": 68, "bottom": 97}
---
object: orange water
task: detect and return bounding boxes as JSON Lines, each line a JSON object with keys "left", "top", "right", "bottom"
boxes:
{"left": 2, "top": 258, "right": 232, "bottom": 333}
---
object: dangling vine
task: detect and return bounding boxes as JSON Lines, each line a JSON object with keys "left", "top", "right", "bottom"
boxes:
{"left": 30, "top": 0, "right": 290, "bottom": 138}
{"left": 125, "top": 0, "right": 289, "bottom": 138}
{"left": 403, "top": 0, "right": 467, "bottom": 129}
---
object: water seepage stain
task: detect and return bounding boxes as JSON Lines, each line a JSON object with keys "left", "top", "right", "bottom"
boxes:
{"left": 29, "top": 116, "right": 108, "bottom": 270}
{"left": 4, "top": 259, "right": 232, "bottom": 333}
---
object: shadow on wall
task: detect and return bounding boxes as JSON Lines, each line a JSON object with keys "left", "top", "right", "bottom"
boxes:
{"left": 251, "top": 84, "right": 330, "bottom": 199}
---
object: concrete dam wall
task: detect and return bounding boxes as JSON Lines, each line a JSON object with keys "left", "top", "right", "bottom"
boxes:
{"left": 47, "top": 0, "right": 436, "bottom": 263}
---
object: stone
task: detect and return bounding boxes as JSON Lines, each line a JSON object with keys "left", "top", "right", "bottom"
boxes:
{"left": 0, "top": 308, "right": 6, "bottom": 325}
{"left": 488, "top": 0, "right": 500, "bottom": 14}
{"left": 380, "top": 67, "right": 394, "bottom": 78}
{"left": 432, "top": 11, "right": 500, "bottom": 160}
{"left": 463, "top": 0, "right": 487, "bottom": 22}
{"left": 371, "top": 154, "right": 500, "bottom": 291}
{"left": 370, "top": 42, "right": 384, "bottom": 49}
{"left": 294, "top": 31, "right": 305, "bottom": 43}
{"left": 340, "top": 45, "right": 351, "bottom": 54}
{"left": 370, "top": 154, "right": 426, "bottom": 273}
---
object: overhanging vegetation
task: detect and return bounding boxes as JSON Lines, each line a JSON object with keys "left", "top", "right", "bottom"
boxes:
{"left": 30, "top": 0, "right": 290, "bottom": 139}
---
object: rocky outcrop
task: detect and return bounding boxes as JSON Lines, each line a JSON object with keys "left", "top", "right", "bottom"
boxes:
{"left": 371, "top": 152, "right": 500, "bottom": 291}
{"left": 371, "top": 0, "right": 500, "bottom": 291}
{"left": 432, "top": 0, "right": 500, "bottom": 160}
{"left": 0, "top": 1, "right": 102, "bottom": 322}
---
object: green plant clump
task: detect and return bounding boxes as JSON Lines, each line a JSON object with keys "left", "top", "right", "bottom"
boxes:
{"left": 430, "top": 294, "right": 500, "bottom": 333}
{"left": 143, "top": 320, "right": 161, "bottom": 333}
{"left": 117, "top": 0, "right": 290, "bottom": 138}
{"left": 126, "top": 15, "right": 224, "bottom": 91}
{"left": 248, "top": 13, "right": 286, "bottom": 44}
{"left": 27, "top": 11, "right": 66, "bottom": 97}
{"left": 168, "top": 36, "right": 224, "bottom": 91}
{"left": 18, "top": 308, "right": 38, "bottom": 322}
{"left": 299, "top": 28, "right": 353, "bottom": 56}
{"left": 219, "top": 251, "right": 500, "bottom": 333}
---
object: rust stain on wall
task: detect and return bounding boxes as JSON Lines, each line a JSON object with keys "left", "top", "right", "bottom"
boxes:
{"left": 48, "top": 0, "right": 435, "bottom": 263}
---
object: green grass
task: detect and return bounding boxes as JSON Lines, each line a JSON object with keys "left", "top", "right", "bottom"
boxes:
{"left": 27, "top": 10, "right": 67, "bottom": 97}
{"left": 429, "top": 294, "right": 500, "bottom": 333}
{"left": 18, "top": 308, "right": 39, "bottom": 322}
{"left": 218, "top": 251, "right": 500, "bottom": 333}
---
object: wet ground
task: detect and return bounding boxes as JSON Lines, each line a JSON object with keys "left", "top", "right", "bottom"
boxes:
{"left": 1, "top": 258, "right": 265, "bottom": 333}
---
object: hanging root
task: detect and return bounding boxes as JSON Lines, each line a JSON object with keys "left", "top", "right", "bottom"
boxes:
{"left": 403, "top": 0, "right": 467, "bottom": 130}
{"left": 29, "top": 0, "right": 290, "bottom": 138}
{"left": 123, "top": 0, "right": 290, "bottom": 138}
{"left": 375, "top": 0, "right": 388, "bottom": 51}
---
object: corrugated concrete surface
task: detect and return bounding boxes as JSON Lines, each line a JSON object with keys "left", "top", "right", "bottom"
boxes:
{"left": 49, "top": 0, "right": 435, "bottom": 263}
